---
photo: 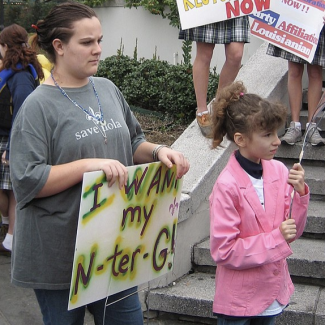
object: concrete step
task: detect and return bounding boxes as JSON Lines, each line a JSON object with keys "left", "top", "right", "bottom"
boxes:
{"left": 295, "top": 164, "right": 325, "bottom": 197}
{"left": 192, "top": 237, "right": 325, "bottom": 285}
{"left": 305, "top": 200, "right": 325, "bottom": 237}
{"left": 275, "top": 143, "right": 325, "bottom": 163}
{"left": 289, "top": 237, "right": 325, "bottom": 281}
{"left": 288, "top": 107, "right": 325, "bottom": 131}
{"left": 147, "top": 272, "right": 215, "bottom": 322}
{"left": 147, "top": 272, "right": 325, "bottom": 324}
{"left": 275, "top": 161, "right": 325, "bottom": 198}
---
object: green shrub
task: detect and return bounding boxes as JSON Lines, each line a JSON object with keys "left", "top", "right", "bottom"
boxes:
{"left": 96, "top": 55, "right": 219, "bottom": 124}
{"left": 124, "top": 0, "right": 181, "bottom": 28}
{"left": 96, "top": 54, "right": 140, "bottom": 90}
{"left": 207, "top": 67, "right": 220, "bottom": 103}
{"left": 159, "top": 63, "right": 196, "bottom": 122}
{"left": 121, "top": 59, "right": 170, "bottom": 112}
{"left": 3, "top": 2, "right": 57, "bottom": 31}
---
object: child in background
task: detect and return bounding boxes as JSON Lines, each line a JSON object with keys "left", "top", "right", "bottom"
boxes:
{"left": 36, "top": 54, "right": 52, "bottom": 82}
{"left": 267, "top": 24, "right": 325, "bottom": 146}
{"left": 0, "top": 24, "right": 43, "bottom": 254}
{"left": 179, "top": 17, "right": 250, "bottom": 137}
{"left": 209, "top": 81, "right": 309, "bottom": 324}
{"left": 28, "top": 34, "right": 53, "bottom": 83}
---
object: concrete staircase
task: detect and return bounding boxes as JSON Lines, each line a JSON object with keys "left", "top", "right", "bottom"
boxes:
{"left": 144, "top": 56, "right": 325, "bottom": 324}
{"left": 146, "top": 148, "right": 325, "bottom": 324}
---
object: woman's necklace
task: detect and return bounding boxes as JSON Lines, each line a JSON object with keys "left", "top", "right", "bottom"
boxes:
{"left": 51, "top": 70, "right": 108, "bottom": 144}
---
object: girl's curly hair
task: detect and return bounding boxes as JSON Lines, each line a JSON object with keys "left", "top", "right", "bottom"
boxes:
{"left": 211, "top": 81, "right": 287, "bottom": 149}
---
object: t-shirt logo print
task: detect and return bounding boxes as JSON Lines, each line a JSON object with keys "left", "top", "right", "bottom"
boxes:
{"left": 74, "top": 104, "right": 123, "bottom": 142}
{"left": 86, "top": 106, "right": 107, "bottom": 126}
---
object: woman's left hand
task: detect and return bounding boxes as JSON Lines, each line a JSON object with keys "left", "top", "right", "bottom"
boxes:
{"left": 157, "top": 147, "right": 190, "bottom": 179}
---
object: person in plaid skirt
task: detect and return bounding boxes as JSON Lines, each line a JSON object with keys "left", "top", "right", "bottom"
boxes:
{"left": 179, "top": 17, "right": 250, "bottom": 137}
{"left": 0, "top": 24, "right": 43, "bottom": 254}
{"left": 267, "top": 22, "right": 325, "bottom": 146}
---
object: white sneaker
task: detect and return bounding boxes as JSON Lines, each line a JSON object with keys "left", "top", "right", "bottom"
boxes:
{"left": 281, "top": 122, "right": 302, "bottom": 145}
{"left": 306, "top": 123, "right": 325, "bottom": 146}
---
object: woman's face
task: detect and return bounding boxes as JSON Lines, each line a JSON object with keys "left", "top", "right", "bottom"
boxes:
{"left": 57, "top": 16, "right": 103, "bottom": 80}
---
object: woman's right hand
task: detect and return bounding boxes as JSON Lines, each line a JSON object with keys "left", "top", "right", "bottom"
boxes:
{"left": 37, "top": 158, "right": 128, "bottom": 198}
{"left": 98, "top": 159, "right": 128, "bottom": 189}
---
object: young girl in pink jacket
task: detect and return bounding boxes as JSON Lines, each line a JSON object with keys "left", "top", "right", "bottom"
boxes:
{"left": 209, "top": 81, "right": 310, "bottom": 324}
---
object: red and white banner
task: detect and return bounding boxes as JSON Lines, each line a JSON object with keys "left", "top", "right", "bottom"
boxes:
{"left": 177, "top": 0, "right": 271, "bottom": 30}
{"left": 176, "top": 0, "right": 325, "bottom": 63}
{"left": 250, "top": 0, "right": 325, "bottom": 62}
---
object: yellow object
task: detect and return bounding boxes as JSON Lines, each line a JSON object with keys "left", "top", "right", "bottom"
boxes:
{"left": 37, "top": 54, "right": 52, "bottom": 83}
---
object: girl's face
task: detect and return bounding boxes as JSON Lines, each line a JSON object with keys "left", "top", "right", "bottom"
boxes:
{"left": 0, "top": 43, "right": 7, "bottom": 59}
{"left": 239, "top": 129, "right": 281, "bottom": 164}
{"left": 56, "top": 16, "right": 102, "bottom": 81}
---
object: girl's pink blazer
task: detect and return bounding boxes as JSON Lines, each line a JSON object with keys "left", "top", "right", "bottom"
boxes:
{"left": 209, "top": 152, "right": 309, "bottom": 317}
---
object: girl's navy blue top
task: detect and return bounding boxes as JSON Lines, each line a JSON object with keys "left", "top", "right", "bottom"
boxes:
{"left": 235, "top": 150, "right": 263, "bottom": 179}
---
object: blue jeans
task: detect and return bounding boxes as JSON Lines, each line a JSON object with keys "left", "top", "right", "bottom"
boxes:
{"left": 34, "top": 287, "right": 143, "bottom": 325}
{"left": 216, "top": 314, "right": 276, "bottom": 325}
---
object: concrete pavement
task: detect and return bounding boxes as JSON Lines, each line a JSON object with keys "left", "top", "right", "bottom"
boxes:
{"left": 0, "top": 254, "right": 115, "bottom": 325}
{"left": 0, "top": 254, "right": 44, "bottom": 325}
{"left": 0, "top": 255, "right": 196, "bottom": 325}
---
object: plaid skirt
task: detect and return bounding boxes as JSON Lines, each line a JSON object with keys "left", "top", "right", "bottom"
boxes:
{"left": 266, "top": 26, "right": 325, "bottom": 66}
{"left": 0, "top": 136, "right": 12, "bottom": 191}
{"left": 179, "top": 17, "right": 250, "bottom": 44}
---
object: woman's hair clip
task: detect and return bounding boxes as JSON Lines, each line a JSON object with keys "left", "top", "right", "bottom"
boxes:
{"left": 31, "top": 24, "right": 39, "bottom": 31}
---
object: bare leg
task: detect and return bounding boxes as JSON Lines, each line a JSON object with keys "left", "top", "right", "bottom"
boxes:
{"left": 216, "top": 42, "right": 245, "bottom": 99}
{"left": 0, "top": 189, "right": 8, "bottom": 217}
{"left": 193, "top": 42, "right": 215, "bottom": 114}
{"left": 287, "top": 61, "right": 304, "bottom": 122}
{"left": 306, "top": 64, "right": 323, "bottom": 121}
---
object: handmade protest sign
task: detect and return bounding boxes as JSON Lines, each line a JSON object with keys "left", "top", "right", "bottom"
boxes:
{"left": 68, "top": 162, "right": 183, "bottom": 310}
{"left": 177, "top": 0, "right": 271, "bottom": 30}
{"left": 176, "top": 0, "right": 324, "bottom": 63}
{"left": 250, "top": 0, "right": 325, "bottom": 63}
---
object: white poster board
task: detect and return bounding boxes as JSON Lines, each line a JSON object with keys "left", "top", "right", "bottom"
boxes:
{"left": 250, "top": 0, "right": 325, "bottom": 63}
{"left": 68, "top": 162, "right": 183, "bottom": 310}
{"left": 176, "top": 0, "right": 325, "bottom": 63}
{"left": 177, "top": 0, "right": 272, "bottom": 30}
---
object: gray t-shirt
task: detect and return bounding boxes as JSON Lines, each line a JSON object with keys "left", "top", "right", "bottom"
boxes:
{"left": 10, "top": 77, "right": 146, "bottom": 289}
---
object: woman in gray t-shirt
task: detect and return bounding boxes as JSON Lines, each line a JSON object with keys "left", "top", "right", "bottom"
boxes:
{"left": 9, "top": 3, "right": 189, "bottom": 325}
